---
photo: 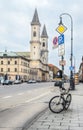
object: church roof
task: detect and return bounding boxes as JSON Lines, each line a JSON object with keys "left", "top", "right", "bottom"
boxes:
{"left": 41, "top": 25, "right": 48, "bottom": 38}
{"left": 31, "top": 9, "right": 41, "bottom": 26}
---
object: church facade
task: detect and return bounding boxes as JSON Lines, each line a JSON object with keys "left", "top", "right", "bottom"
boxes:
{"left": 0, "top": 9, "right": 49, "bottom": 81}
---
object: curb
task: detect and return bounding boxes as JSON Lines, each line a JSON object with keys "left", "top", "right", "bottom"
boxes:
{"left": 22, "top": 105, "right": 48, "bottom": 130}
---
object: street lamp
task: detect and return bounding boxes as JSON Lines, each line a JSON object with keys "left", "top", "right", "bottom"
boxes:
{"left": 59, "top": 13, "right": 75, "bottom": 90}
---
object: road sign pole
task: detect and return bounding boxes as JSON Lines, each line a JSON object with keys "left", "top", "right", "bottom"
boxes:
{"left": 59, "top": 13, "right": 75, "bottom": 90}
{"left": 61, "top": 55, "right": 64, "bottom": 87}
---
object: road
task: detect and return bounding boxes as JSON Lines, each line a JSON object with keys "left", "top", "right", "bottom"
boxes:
{"left": 0, "top": 82, "right": 54, "bottom": 130}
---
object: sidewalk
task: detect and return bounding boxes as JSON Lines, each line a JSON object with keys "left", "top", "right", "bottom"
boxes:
{"left": 26, "top": 83, "right": 83, "bottom": 130}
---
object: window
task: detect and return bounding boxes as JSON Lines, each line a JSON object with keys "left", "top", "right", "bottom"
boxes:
{"left": 8, "top": 68, "right": 10, "bottom": 72}
{"left": 1, "top": 61, "right": 3, "bottom": 64}
{"left": 43, "top": 42, "right": 45, "bottom": 47}
{"left": 33, "top": 31, "right": 36, "bottom": 37}
{"left": 8, "top": 61, "right": 10, "bottom": 64}
{"left": 15, "top": 68, "right": 17, "bottom": 72}
{"left": 15, "top": 61, "right": 17, "bottom": 64}
{"left": 1, "top": 68, "right": 3, "bottom": 72}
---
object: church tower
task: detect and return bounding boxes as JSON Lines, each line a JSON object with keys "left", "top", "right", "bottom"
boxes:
{"left": 41, "top": 25, "right": 48, "bottom": 64}
{"left": 30, "top": 9, "right": 49, "bottom": 81}
{"left": 30, "top": 9, "right": 41, "bottom": 61}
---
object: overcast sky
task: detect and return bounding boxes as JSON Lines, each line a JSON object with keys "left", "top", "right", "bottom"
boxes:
{"left": 0, "top": 0, "right": 83, "bottom": 75}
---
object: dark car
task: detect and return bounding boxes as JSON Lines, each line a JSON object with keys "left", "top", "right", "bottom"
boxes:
{"left": 3, "top": 80, "right": 13, "bottom": 85}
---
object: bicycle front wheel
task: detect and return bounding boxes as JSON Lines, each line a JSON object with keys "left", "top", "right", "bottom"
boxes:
{"left": 49, "top": 96, "right": 65, "bottom": 113}
{"left": 65, "top": 94, "right": 72, "bottom": 110}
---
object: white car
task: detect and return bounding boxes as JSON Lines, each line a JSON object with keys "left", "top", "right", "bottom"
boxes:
{"left": 14, "top": 80, "right": 21, "bottom": 84}
{"left": 27, "top": 80, "right": 36, "bottom": 83}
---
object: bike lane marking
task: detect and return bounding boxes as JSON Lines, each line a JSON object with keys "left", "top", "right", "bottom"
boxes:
{"left": 2, "top": 95, "right": 12, "bottom": 99}
{"left": 25, "top": 91, "right": 51, "bottom": 103}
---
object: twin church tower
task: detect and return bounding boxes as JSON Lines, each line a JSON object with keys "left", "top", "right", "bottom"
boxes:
{"left": 29, "top": 9, "right": 49, "bottom": 81}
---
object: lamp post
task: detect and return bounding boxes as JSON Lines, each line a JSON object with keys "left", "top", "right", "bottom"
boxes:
{"left": 59, "top": 13, "right": 75, "bottom": 90}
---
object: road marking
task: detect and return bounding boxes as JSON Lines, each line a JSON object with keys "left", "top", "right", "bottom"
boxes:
{"left": 2, "top": 96, "right": 12, "bottom": 99}
{"left": 25, "top": 91, "right": 51, "bottom": 103}
{"left": 17, "top": 93, "right": 24, "bottom": 95}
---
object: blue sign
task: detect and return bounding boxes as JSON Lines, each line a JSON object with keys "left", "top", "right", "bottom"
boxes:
{"left": 58, "top": 34, "right": 64, "bottom": 45}
{"left": 69, "top": 66, "right": 74, "bottom": 71}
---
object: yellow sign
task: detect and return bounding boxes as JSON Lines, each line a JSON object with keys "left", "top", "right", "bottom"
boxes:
{"left": 56, "top": 24, "right": 67, "bottom": 34}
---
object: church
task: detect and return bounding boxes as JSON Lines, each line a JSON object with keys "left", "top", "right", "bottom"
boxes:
{"left": 0, "top": 9, "right": 49, "bottom": 81}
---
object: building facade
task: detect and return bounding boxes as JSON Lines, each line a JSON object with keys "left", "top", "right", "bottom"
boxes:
{"left": 79, "top": 56, "right": 83, "bottom": 82}
{"left": 0, "top": 51, "right": 30, "bottom": 81}
{"left": 0, "top": 9, "right": 49, "bottom": 81}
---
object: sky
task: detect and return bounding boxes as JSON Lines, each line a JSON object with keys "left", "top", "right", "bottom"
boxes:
{"left": 0, "top": 0, "right": 83, "bottom": 75}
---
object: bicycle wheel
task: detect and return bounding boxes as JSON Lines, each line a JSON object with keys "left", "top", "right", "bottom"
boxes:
{"left": 65, "top": 94, "right": 72, "bottom": 110}
{"left": 49, "top": 96, "right": 65, "bottom": 113}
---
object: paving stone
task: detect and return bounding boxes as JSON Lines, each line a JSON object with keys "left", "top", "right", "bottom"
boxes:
{"left": 27, "top": 84, "right": 83, "bottom": 130}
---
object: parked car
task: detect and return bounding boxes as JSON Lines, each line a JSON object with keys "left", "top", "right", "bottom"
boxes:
{"left": 27, "top": 79, "right": 36, "bottom": 83}
{"left": 14, "top": 80, "right": 21, "bottom": 84}
{"left": 2, "top": 80, "right": 13, "bottom": 85}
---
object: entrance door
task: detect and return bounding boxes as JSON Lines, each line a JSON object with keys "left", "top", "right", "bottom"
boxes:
{"left": 42, "top": 73, "right": 45, "bottom": 81}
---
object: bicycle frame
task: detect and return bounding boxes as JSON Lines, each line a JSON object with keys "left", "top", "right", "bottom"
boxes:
{"left": 60, "top": 86, "right": 70, "bottom": 100}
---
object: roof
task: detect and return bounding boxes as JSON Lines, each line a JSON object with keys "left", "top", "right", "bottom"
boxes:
{"left": 0, "top": 51, "right": 30, "bottom": 60}
{"left": 16, "top": 52, "right": 30, "bottom": 59}
{"left": 41, "top": 25, "right": 48, "bottom": 38}
{"left": 0, "top": 51, "right": 18, "bottom": 57}
{"left": 48, "top": 64, "right": 59, "bottom": 69}
{"left": 31, "top": 9, "right": 41, "bottom": 26}
{"left": 48, "top": 64, "right": 54, "bottom": 68}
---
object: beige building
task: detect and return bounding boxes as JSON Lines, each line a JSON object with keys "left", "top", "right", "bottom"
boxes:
{"left": 0, "top": 51, "right": 30, "bottom": 81}
{"left": 0, "top": 9, "right": 49, "bottom": 81}
{"left": 79, "top": 56, "right": 83, "bottom": 82}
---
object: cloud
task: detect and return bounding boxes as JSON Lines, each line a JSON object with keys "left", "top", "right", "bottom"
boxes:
{"left": 0, "top": 0, "right": 83, "bottom": 74}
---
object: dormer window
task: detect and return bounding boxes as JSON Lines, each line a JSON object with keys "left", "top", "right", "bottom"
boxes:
{"left": 3, "top": 54, "right": 7, "bottom": 57}
{"left": 33, "top": 31, "right": 36, "bottom": 37}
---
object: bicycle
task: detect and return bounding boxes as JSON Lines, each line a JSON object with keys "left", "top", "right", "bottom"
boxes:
{"left": 49, "top": 81, "right": 72, "bottom": 113}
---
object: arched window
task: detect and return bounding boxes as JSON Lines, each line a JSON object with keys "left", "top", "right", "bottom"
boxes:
{"left": 33, "top": 31, "right": 36, "bottom": 37}
{"left": 15, "top": 60, "right": 17, "bottom": 64}
{"left": 43, "top": 42, "right": 45, "bottom": 47}
{"left": 8, "top": 61, "right": 10, "bottom": 64}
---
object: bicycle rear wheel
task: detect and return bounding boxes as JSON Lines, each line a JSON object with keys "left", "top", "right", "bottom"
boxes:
{"left": 49, "top": 96, "right": 65, "bottom": 113}
{"left": 65, "top": 94, "right": 72, "bottom": 110}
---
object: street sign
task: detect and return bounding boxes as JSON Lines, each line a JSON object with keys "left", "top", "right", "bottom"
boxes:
{"left": 53, "top": 36, "right": 58, "bottom": 49}
{"left": 59, "top": 60, "right": 66, "bottom": 66}
{"left": 58, "top": 44, "right": 65, "bottom": 56}
{"left": 56, "top": 24, "right": 67, "bottom": 34}
{"left": 69, "top": 66, "right": 74, "bottom": 71}
{"left": 58, "top": 34, "right": 64, "bottom": 45}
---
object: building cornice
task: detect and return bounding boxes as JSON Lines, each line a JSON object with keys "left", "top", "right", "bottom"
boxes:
{"left": 30, "top": 41, "right": 41, "bottom": 44}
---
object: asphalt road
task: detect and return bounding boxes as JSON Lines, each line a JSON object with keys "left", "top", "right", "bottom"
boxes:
{"left": 0, "top": 82, "right": 54, "bottom": 130}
